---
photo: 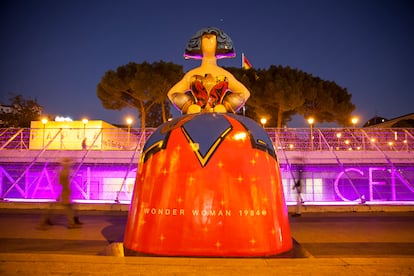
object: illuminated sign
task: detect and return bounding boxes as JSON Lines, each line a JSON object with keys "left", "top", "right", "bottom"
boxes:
{"left": 334, "top": 167, "right": 414, "bottom": 202}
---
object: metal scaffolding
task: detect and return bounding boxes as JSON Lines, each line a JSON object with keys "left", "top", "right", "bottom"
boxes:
{"left": 1, "top": 127, "right": 413, "bottom": 204}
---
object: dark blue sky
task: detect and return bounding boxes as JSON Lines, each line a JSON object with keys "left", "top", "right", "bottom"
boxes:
{"left": 1, "top": 0, "right": 413, "bottom": 127}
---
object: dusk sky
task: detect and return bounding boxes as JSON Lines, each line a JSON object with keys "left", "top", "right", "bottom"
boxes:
{"left": 1, "top": 0, "right": 413, "bottom": 127}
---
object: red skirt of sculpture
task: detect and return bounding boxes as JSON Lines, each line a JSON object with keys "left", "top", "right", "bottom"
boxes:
{"left": 123, "top": 113, "right": 292, "bottom": 256}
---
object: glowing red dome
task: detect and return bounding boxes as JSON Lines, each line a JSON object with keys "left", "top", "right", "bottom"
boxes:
{"left": 124, "top": 113, "right": 292, "bottom": 256}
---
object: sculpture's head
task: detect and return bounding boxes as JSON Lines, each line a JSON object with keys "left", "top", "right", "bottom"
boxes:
{"left": 184, "top": 27, "right": 236, "bottom": 60}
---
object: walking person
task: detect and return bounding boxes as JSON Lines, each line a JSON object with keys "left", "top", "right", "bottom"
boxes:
{"left": 292, "top": 169, "right": 304, "bottom": 217}
{"left": 38, "top": 158, "right": 82, "bottom": 229}
{"left": 81, "top": 138, "right": 87, "bottom": 150}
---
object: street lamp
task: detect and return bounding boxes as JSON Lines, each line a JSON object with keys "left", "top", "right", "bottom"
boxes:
{"left": 307, "top": 117, "right": 314, "bottom": 150}
{"left": 260, "top": 118, "right": 267, "bottom": 128}
{"left": 336, "top": 132, "right": 342, "bottom": 150}
{"left": 126, "top": 117, "right": 133, "bottom": 144}
{"left": 81, "top": 118, "right": 88, "bottom": 150}
{"left": 351, "top": 116, "right": 360, "bottom": 149}
{"left": 351, "top": 117, "right": 359, "bottom": 128}
{"left": 41, "top": 118, "right": 48, "bottom": 149}
{"left": 82, "top": 118, "right": 88, "bottom": 137}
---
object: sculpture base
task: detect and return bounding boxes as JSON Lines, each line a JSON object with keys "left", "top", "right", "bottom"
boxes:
{"left": 123, "top": 113, "right": 292, "bottom": 256}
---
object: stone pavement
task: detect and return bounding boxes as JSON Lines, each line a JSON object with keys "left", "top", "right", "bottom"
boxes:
{"left": 0, "top": 203, "right": 414, "bottom": 275}
{"left": 2, "top": 253, "right": 414, "bottom": 275}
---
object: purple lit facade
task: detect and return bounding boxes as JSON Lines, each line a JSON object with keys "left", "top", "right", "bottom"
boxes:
{"left": 280, "top": 164, "right": 414, "bottom": 203}
{"left": 1, "top": 163, "right": 413, "bottom": 203}
{"left": 1, "top": 127, "right": 413, "bottom": 204}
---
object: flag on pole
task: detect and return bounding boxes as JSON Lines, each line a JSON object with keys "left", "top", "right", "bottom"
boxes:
{"left": 242, "top": 53, "right": 252, "bottom": 70}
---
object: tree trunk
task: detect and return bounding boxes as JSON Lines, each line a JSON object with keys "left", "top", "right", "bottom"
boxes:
{"left": 161, "top": 101, "right": 167, "bottom": 123}
{"left": 139, "top": 102, "right": 146, "bottom": 130}
{"left": 277, "top": 106, "right": 284, "bottom": 129}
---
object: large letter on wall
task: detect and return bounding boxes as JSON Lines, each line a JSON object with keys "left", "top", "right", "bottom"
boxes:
{"left": 334, "top": 168, "right": 364, "bottom": 202}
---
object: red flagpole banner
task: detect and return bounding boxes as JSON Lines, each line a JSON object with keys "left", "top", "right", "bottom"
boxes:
{"left": 242, "top": 53, "right": 253, "bottom": 70}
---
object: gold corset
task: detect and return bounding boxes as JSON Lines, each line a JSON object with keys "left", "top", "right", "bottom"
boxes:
{"left": 190, "top": 74, "right": 228, "bottom": 94}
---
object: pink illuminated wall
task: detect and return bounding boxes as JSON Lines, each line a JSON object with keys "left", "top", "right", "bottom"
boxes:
{"left": 1, "top": 163, "right": 414, "bottom": 203}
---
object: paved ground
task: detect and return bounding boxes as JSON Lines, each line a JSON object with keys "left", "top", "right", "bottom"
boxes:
{"left": 1, "top": 206, "right": 414, "bottom": 275}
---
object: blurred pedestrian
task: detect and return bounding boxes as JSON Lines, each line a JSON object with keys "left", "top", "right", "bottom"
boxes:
{"left": 81, "top": 138, "right": 87, "bottom": 150}
{"left": 38, "top": 158, "right": 82, "bottom": 229}
{"left": 292, "top": 169, "right": 304, "bottom": 217}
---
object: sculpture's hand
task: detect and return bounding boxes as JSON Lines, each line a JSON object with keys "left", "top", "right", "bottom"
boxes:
{"left": 187, "top": 104, "right": 202, "bottom": 114}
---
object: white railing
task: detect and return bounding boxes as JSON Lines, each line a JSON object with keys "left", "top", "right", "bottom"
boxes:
{"left": 1, "top": 127, "right": 413, "bottom": 204}
{"left": 1, "top": 127, "right": 413, "bottom": 152}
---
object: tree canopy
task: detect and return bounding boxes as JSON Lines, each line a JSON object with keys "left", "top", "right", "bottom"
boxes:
{"left": 97, "top": 61, "right": 183, "bottom": 128}
{"left": 97, "top": 61, "right": 355, "bottom": 128}
{"left": 228, "top": 65, "right": 355, "bottom": 127}
{"left": 0, "top": 94, "right": 42, "bottom": 127}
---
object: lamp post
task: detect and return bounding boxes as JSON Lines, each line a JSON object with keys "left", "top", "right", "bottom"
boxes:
{"left": 336, "top": 132, "right": 342, "bottom": 150}
{"left": 81, "top": 118, "right": 88, "bottom": 150}
{"left": 351, "top": 116, "right": 359, "bottom": 149}
{"left": 351, "top": 117, "right": 359, "bottom": 128}
{"left": 260, "top": 118, "right": 267, "bottom": 128}
{"left": 126, "top": 117, "right": 133, "bottom": 145}
{"left": 41, "top": 118, "right": 48, "bottom": 149}
{"left": 307, "top": 117, "right": 314, "bottom": 151}
{"left": 82, "top": 118, "right": 88, "bottom": 137}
